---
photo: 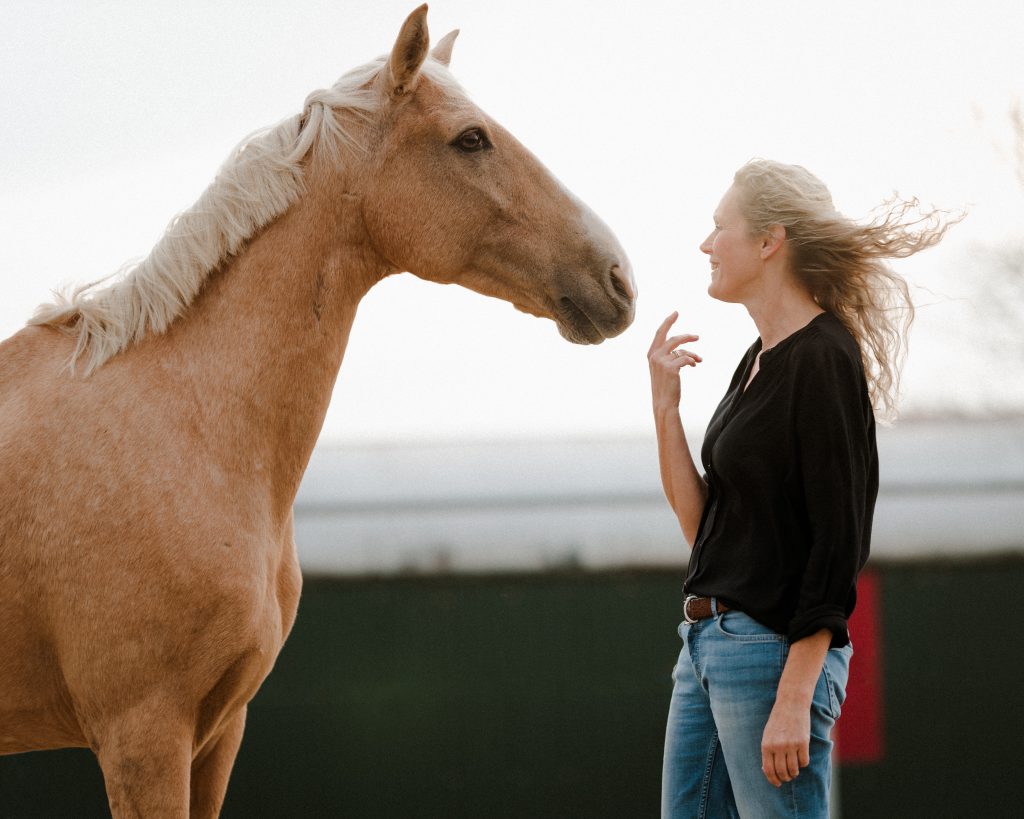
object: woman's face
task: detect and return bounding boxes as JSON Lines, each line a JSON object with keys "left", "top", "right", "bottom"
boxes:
{"left": 699, "top": 185, "right": 765, "bottom": 304}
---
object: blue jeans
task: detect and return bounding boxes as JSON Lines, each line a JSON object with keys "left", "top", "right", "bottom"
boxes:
{"left": 661, "top": 608, "right": 852, "bottom": 819}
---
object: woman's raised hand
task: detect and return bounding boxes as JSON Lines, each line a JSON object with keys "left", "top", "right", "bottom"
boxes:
{"left": 648, "top": 311, "right": 702, "bottom": 410}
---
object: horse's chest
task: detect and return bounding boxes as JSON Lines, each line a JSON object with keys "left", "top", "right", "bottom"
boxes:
{"left": 205, "top": 546, "right": 301, "bottom": 668}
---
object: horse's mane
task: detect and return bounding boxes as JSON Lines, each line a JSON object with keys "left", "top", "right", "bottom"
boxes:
{"left": 31, "top": 57, "right": 459, "bottom": 375}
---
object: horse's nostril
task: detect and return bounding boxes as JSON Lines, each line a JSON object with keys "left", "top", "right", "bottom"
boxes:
{"left": 609, "top": 264, "right": 635, "bottom": 303}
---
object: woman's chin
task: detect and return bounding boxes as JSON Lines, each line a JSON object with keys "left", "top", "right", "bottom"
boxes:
{"left": 707, "top": 282, "right": 730, "bottom": 303}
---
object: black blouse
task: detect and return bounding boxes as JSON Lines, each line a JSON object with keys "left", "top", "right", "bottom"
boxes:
{"left": 683, "top": 311, "right": 877, "bottom": 648}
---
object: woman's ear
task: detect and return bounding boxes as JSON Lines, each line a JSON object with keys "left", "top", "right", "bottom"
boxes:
{"left": 761, "top": 225, "right": 787, "bottom": 260}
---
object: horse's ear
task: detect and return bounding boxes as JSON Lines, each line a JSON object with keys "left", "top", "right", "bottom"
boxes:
{"left": 387, "top": 4, "right": 430, "bottom": 98}
{"left": 430, "top": 29, "right": 459, "bottom": 67}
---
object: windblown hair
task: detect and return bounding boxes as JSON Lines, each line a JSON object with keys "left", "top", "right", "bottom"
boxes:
{"left": 733, "top": 158, "right": 957, "bottom": 420}
{"left": 31, "top": 57, "right": 462, "bottom": 375}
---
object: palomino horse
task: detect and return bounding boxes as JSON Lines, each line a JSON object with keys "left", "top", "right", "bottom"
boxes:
{"left": 0, "top": 5, "right": 634, "bottom": 817}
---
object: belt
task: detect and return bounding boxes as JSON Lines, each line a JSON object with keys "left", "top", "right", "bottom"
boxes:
{"left": 683, "top": 594, "right": 730, "bottom": 624}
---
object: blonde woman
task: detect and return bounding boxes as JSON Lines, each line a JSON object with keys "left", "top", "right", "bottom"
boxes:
{"left": 651, "top": 159, "right": 952, "bottom": 818}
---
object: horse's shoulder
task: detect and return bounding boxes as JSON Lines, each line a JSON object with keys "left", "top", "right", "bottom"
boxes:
{"left": 0, "top": 325, "right": 68, "bottom": 390}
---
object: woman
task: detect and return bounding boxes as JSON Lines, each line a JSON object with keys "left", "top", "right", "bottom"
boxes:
{"left": 651, "top": 159, "right": 952, "bottom": 818}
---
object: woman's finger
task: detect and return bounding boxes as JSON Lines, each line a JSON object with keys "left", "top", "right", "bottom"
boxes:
{"left": 648, "top": 312, "right": 679, "bottom": 354}
{"left": 669, "top": 349, "right": 702, "bottom": 366}
{"left": 761, "top": 753, "right": 782, "bottom": 788}
{"left": 784, "top": 749, "right": 801, "bottom": 780}
{"left": 664, "top": 333, "right": 700, "bottom": 351}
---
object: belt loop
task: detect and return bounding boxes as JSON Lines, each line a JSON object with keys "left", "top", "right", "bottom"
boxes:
{"left": 711, "top": 597, "right": 719, "bottom": 617}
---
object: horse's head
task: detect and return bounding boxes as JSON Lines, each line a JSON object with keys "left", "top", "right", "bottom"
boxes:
{"left": 341, "top": 5, "right": 635, "bottom": 344}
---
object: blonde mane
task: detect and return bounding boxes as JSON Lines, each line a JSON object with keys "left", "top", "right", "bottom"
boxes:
{"left": 30, "top": 59, "right": 412, "bottom": 375}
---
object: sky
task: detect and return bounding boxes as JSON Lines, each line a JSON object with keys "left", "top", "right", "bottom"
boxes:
{"left": 2, "top": 0, "right": 1022, "bottom": 443}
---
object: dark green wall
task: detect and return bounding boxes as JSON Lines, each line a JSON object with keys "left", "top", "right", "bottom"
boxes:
{"left": 2, "top": 560, "right": 1023, "bottom": 818}
{"left": 840, "top": 558, "right": 1024, "bottom": 819}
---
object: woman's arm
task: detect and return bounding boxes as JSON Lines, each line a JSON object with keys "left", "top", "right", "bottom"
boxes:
{"left": 647, "top": 312, "right": 708, "bottom": 545}
{"left": 761, "top": 628, "right": 832, "bottom": 787}
{"left": 788, "top": 339, "right": 874, "bottom": 646}
{"left": 761, "top": 336, "right": 872, "bottom": 784}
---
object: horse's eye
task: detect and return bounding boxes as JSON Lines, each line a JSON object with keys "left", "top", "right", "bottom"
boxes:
{"left": 453, "top": 128, "right": 489, "bottom": 153}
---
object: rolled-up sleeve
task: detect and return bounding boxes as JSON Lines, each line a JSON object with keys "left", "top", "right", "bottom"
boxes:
{"left": 787, "top": 342, "right": 876, "bottom": 648}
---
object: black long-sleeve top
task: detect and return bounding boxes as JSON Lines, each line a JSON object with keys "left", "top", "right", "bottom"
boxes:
{"left": 683, "top": 311, "right": 877, "bottom": 648}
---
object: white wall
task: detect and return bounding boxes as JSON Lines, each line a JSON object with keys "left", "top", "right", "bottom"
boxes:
{"left": 293, "top": 417, "right": 1024, "bottom": 574}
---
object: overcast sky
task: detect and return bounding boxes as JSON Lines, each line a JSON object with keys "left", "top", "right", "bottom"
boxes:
{"left": 2, "top": 0, "right": 1022, "bottom": 443}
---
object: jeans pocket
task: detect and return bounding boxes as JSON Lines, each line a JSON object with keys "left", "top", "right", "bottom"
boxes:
{"left": 714, "top": 610, "right": 785, "bottom": 642}
{"left": 819, "top": 647, "right": 851, "bottom": 720}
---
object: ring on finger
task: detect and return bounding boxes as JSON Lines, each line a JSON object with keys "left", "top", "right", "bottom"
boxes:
{"left": 671, "top": 350, "right": 685, "bottom": 358}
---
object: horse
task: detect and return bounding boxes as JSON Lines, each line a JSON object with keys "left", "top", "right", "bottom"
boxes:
{"left": 0, "top": 4, "right": 634, "bottom": 816}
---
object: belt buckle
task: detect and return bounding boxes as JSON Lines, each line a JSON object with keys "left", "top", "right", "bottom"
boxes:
{"left": 683, "top": 594, "right": 699, "bottom": 625}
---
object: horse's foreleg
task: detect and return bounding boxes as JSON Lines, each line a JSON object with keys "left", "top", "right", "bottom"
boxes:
{"left": 94, "top": 708, "right": 192, "bottom": 818}
{"left": 189, "top": 706, "right": 247, "bottom": 818}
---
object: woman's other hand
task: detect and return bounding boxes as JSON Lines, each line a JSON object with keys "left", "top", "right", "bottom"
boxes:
{"left": 648, "top": 311, "right": 702, "bottom": 411}
{"left": 761, "top": 629, "right": 831, "bottom": 787}
{"left": 760, "top": 701, "right": 811, "bottom": 788}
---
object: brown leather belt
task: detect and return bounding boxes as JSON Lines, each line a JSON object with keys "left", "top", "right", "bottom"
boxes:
{"left": 683, "top": 595, "right": 730, "bottom": 624}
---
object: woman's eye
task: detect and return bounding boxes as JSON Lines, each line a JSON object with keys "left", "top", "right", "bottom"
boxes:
{"left": 454, "top": 128, "right": 489, "bottom": 152}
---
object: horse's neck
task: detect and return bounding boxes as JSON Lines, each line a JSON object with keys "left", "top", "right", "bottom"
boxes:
{"left": 166, "top": 192, "right": 387, "bottom": 515}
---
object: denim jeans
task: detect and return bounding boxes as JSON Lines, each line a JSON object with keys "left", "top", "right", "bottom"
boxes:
{"left": 661, "top": 607, "right": 851, "bottom": 819}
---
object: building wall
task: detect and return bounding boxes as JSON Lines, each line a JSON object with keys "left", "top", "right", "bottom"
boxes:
{"left": 3, "top": 558, "right": 1022, "bottom": 818}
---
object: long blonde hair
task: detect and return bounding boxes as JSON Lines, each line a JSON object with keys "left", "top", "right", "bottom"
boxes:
{"left": 733, "top": 158, "right": 956, "bottom": 420}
